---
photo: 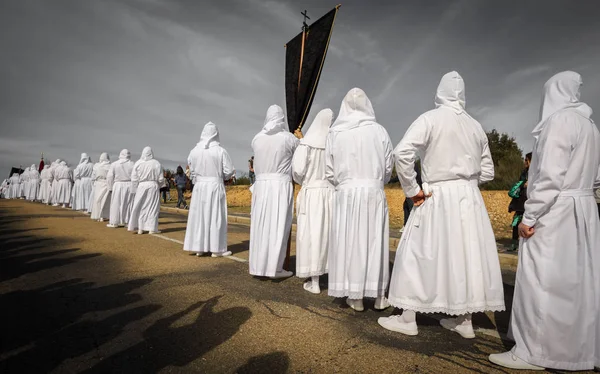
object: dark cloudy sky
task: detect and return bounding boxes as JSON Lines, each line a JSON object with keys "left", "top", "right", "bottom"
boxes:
{"left": 1, "top": 0, "right": 599, "bottom": 175}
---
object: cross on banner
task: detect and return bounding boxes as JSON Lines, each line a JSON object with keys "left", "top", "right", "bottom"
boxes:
{"left": 301, "top": 10, "right": 310, "bottom": 31}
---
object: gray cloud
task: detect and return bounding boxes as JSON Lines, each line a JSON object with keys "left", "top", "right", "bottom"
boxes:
{"left": 1, "top": 0, "right": 599, "bottom": 176}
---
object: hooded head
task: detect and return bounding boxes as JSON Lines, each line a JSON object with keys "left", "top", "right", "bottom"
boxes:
{"left": 140, "top": 146, "right": 153, "bottom": 161}
{"left": 198, "top": 122, "right": 220, "bottom": 149}
{"left": 99, "top": 153, "right": 110, "bottom": 164}
{"left": 533, "top": 71, "right": 592, "bottom": 135}
{"left": 435, "top": 71, "right": 466, "bottom": 114}
{"left": 79, "top": 153, "right": 90, "bottom": 165}
{"left": 261, "top": 105, "right": 287, "bottom": 135}
{"left": 118, "top": 149, "right": 131, "bottom": 163}
{"left": 30, "top": 164, "right": 36, "bottom": 170}
{"left": 55, "top": 159, "right": 61, "bottom": 164}
{"left": 301, "top": 108, "right": 334, "bottom": 149}
{"left": 44, "top": 165, "right": 50, "bottom": 170}
{"left": 12, "top": 173, "right": 19, "bottom": 178}
{"left": 60, "top": 161, "right": 67, "bottom": 166}
{"left": 330, "top": 88, "right": 376, "bottom": 132}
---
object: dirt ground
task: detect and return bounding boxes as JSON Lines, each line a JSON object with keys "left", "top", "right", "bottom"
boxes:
{"left": 0, "top": 199, "right": 562, "bottom": 374}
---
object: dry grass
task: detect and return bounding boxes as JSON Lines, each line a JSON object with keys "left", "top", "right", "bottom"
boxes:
{"left": 215, "top": 185, "right": 513, "bottom": 241}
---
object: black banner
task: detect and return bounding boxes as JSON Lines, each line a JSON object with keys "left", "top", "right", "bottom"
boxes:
{"left": 285, "top": 6, "right": 339, "bottom": 132}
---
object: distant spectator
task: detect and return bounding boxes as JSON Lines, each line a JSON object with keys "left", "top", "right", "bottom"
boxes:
{"left": 174, "top": 166, "right": 188, "bottom": 209}
{"left": 248, "top": 156, "right": 255, "bottom": 184}
{"left": 159, "top": 170, "right": 169, "bottom": 204}
{"left": 507, "top": 152, "right": 532, "bottom": 251}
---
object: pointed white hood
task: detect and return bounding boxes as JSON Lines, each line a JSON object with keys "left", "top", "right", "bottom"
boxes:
{"left": 330, "top": 88, "right": 377, "bottom": 132}
{"left": 198, "top": 122, "right": 221, "bottom": 149}
{"left": 301, "top": 109, "right": 334, "bottom": 149}
{"left": 434, "top": 71, "right": 466, "bottom": 114}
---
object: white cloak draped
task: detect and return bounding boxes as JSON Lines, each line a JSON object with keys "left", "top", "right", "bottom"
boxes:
{"left": 128, "top": 147, "right": 164, "bottom": 232}
{"left": 292, "top": 109, "right": 334, "bottom": 278}
{"left": 28, "top": 166, "right": 40, "bottom": 201}
{"left": 54, "top": 162, "right": 72, "bottom": 205}
{"left": 38, "top": 166, "right": 52, "bottom": 203}
{"left": 249, "top": 105, "right": 299, "bottom": 276}
{"left": 49, "top": 160, "right": 61, "bottom": 204}
{"left": 325, "top": 88, "right": 392, "bottom": 299}
{"left": 107, "top": 149, "right": 134, "bottom": 226}
{"left": 509, "top": 71, "right": 600, "bottom": 371}
{"left": 72, "top": 154, "right": 94, "bottom": 211}
{"left": 20, "top": 169, "right": 28, "bottom": 198}
{"left": 183, "top": 122, "right": 235, "bottom": 254}
{"left": 7, "top": 174, "right": 20, "bottom": 199}
{"left": 388, "top": 71, "right": 505, "bottom": 315}
{"left": 90, "top": 153, "right": 111, "bottom": 220}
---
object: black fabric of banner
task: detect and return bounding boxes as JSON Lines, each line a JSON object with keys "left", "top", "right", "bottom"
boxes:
{"left": 285, "top": 7, "right": 337, "bottom": 132}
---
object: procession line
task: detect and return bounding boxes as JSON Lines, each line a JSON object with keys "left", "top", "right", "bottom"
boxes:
{"left": 150, "top": 233, "right": 248, "bottom": 263}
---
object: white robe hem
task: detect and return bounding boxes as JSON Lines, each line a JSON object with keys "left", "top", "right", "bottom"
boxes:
{"left": 388, "top": 298, "right": 506, "bottom": 315}
{"left": 513, "top": 346, "right": 596, "bottom": 371}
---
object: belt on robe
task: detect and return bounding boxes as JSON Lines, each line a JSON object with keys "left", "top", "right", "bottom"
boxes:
{"left": 302, "top": 180, "right": 332, "bottom": 190}
{"left": 426, "top": 178, "right": 479, "bottom": 188}
{"left": 195, "top": 176, "right": 223, "bottom": 184}
{"left": 336, "top": 179, "right": 384, "bottom": 190}
{"left": 558, "top": 189, "right": 594, "bottom": 198}
{"left": 255, "top": 173, "right": 292, "bottom": 183}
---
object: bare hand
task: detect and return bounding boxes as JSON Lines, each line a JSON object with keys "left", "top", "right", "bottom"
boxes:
{"left": 518, "top": 222, "right": 535, "bottom": 238}
{"left": 411, "top": 190, "right": 432, "bottom": 207}
{"left": 294, "top": 129, "right": 304, "bottom": 139}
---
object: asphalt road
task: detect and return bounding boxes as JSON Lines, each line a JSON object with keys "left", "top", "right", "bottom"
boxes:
{"left": 0, "top": 200, "right": 584, "bottom": 373}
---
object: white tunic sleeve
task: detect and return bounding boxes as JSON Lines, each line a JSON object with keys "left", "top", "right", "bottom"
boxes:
{"left": 107, "top": 164, "right": 115, "bottom": 190}
{"left": 131, "top": 164, "right": 140, "bottom": 192}
{"left": 157, "top": 166, "right": 165, "bottom": 186}
{"left": 479, "top": 138, "right": 495, "bottom": 184}
{"left": 291, "top": 145, "right": 309, "bottom": 185}
{"left": 383, "top": 131, "right": 394, "bottom": 184}
{"left": 522, "top": 116, "right": 575, "bottom": 227}
{"left": 394, "top": 115, "right": 432, "bottom": 198}
{"left": 325, "top": 134, "right": 336, "bottom": 186}
{"left": 222, "top": 149, "right": 235, "bottom": 180}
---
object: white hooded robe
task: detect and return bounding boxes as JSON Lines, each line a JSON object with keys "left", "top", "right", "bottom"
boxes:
{"left": 38, "top": 165, "right": 52, "bottom": 203}
{"left": 7, "top": 173, "right": 20, "bottom": 199}
{"left": 128, "top": 147, "right": 164, "bottom": 233}
{"left": 72, "top": 153, "right": 94, "bottom": 211}
{"left": 27, "top": 165, "right": 40, "bottom": 201}
{"left": 388, "top": 71, "right": 505, "bottom": 315}
{"left": 292, "top": 109, "right": 334, "bottom": 278}
{"left": 49, "top": 159, "right": 62, "bottom": 204}
{"left": 183, "top": 122, "right": 235, "bottom": 254}
{"left": 508, "top": 71, "right": 600, "bottom": 371}
{"left": 54, "top": 161, "right": 72, "bottom": 205}
{"left": 249, "top": 105, "right": 300, "bottom": 276}
{"left": 107, "top": 149, "right": 135, "bottom": 226}
{"left": 90, "top": 153, "right": 112, "bottom": 220}
{"left": 325, "top": 88, "right": 393, "bottom": 299}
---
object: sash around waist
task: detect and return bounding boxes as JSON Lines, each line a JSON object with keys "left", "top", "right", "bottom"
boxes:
{"left": 301, "top": 180, "right": 332, "bottom": 190}
{"left": 427, "top": 178, "right": 479, "bottom": 188}
{"left": 256, "top": 173, "right": 291, "bottom": 182}
{"left": 336, "top": 179, "right": 384, "bottom": 189}
{"left": 195, "top": 176, "right": 223, "bottom": 184}
{"left": 558, "top": 189, "right": 594, "bottom": 198}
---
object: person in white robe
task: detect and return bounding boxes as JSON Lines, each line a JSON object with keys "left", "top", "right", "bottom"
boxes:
{"left": 90, "top": 153, "right": 112, "bottom": 222}
{"left": 27, "top": 164, "right": 40, "bottom": 201}
{"left": 128, "top": 146, "right": 164, "bottom": 234}
{"left": 249, "top": 105, "right": 300, "bottom": 279}
{"left": 107, "top": 149, "right": 135, "bottom": 228}
{"left": 0, "top": 179, "right": 8, "bottom": 199}
{"left": 38, "top": 165, "right": 52, "bottom": 204}
{"left": 50, "top": 159, "right": 62, "bottom": 206}
{"left": 71, "top": 153, "right": 94, "bottom": 211}
{"left": 54, "top": 161, "right": 72, "bottom": 208}
{"left": 378, "top": 71, "right": 505, "bottom": 337}
{"left": 325, "top": 88, "right": 393, "bottom": 312}
{"left": 7, "top": 173, "right": 20, "bottom": 199}
{"left": 183, "top": 122, "right": 235, "bottom": 257}
{"left": 490, "top": 72, "right": 600, "bottom": 371}
{"left": 20, "top": 167, "right": 29, "bottom": 199}
{"left": 292, "top": 109, "right": 334, "bottom": 294}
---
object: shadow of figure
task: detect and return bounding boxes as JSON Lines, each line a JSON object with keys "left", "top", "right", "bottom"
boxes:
{"left": 227, "top": 240, "right": 250, "bottom": 255}
{"left": 235, "top": 351, "right": 290, "bottom": 374}
{"left": 82, "top": 296, "right": 252, "bottom": 373}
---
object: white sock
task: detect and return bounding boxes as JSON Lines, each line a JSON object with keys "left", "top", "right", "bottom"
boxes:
{"left": 400, "top": 310, "right": 416, "bottom": 324}
{"left": 311, "top": 276, "right": 319, "bottom": 287}
{"left": 456, "top": 313, "right": 472, "bottom": 327}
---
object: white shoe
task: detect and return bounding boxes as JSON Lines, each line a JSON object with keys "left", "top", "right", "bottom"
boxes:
{"left": 211, "top": 251, "right": 232, "bottom": 257}
{"left": 488, "top": 351, "right": 544, "bottom": 370}
{"left": 149, "top": 231, "right": 161, "bottom": 234}
{"left": 137, "top": 230, "right": 143, "bottom": 235}
{"left": 374, "top": 296, "right": 391, "bottom": 310}
{"left": 52, "top": 204, "right": 59, "bottom": 207}
{"left": 346, "top": 298, "right": 364, "bottom": 312}
{"left": 440, "top": 318, "right": 476, "bottom": 339}
{"left": 106, "top": 224, "right": 117, "bottom": 228}
{"left": 98, "top": 218, "right": 104, "bottom": 223}
{"left": 378, "top": 315, "right": 418, "bottom": 336}
{"left": 303, "top": 281, "right": 321, "bottom": 294}
{"left": 196, "top": 252, "right": 205, "bottom": 257}
{"left": 271, "top": 270, "right": 293, "bottom": 279}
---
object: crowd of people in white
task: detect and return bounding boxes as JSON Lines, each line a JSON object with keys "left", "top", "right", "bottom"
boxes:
{"left": 1, "top": 70, "right": 598, "bottom": 371}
